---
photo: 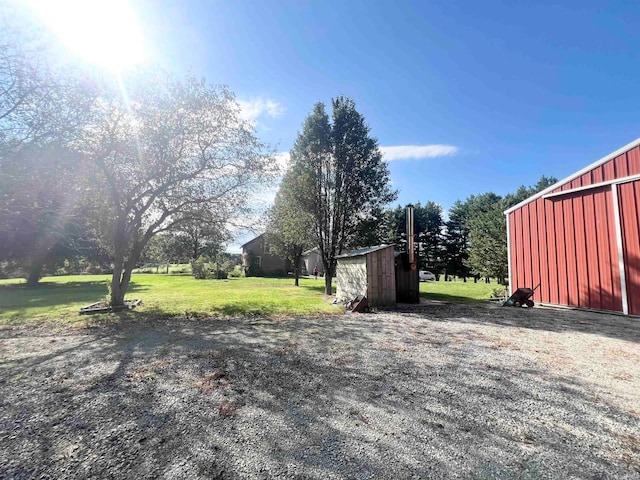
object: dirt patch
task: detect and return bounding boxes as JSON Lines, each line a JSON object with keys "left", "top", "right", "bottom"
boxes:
{"left": 1, "top": 303, "right": 639, "bottom": 479}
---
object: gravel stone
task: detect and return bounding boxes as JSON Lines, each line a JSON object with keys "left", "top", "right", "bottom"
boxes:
{"left": 0, "top": 301, "right": 639, "bottom": 479}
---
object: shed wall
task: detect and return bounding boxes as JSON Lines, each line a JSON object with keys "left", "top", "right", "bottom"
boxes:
{"left": 365, "top": 247, "right": 396, "bottom": 306}
{"left": 336, "top": 257, "right": 367, "bottom": 304}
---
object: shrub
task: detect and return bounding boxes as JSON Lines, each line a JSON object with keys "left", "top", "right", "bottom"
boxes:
{"left": 227, "top": 265, "right": 244, "bottom": 278}
{"left": 491, "top": 286, "right": 507, "bottom": 299}
{"left": 191, "top": 256, "right": 211, "bottom": 280}
{"left": 210, "top": 270, "right": 228, "bottom": 280}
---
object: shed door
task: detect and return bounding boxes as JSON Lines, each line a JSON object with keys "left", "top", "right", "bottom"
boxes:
{"left": 618, "top": 180, "right": 640, "bottom": 315}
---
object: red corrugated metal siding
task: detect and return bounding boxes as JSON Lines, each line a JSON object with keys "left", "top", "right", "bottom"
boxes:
{"left": 619, "top": 180, "right": 640, "bottom": 315}
{"left": 529, "top": 200, "right": 541, "bottom": 299}
{"left": 549, "top": 146, "right": 640, "bottom": 195}
{"left": 544, "top": 198, "right": 558, "bottom": 304}
{"left": 573, "top": 194, "right": 588, "bottom": 307}
{"left": 508, "top": 186, "right": 623, "bottom": 313}
{"left": 583, "top": 192, "right": 599, "bottom": 308}
{"left": 508, "top": 144, "right": 640, "bottom": 314}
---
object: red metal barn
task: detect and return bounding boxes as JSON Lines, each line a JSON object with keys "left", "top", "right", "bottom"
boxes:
{"left": 505, "top": 138, "right": 640, "bottom": 315}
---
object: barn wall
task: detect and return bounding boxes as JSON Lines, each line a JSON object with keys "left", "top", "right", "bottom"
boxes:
{"left": 618, "top": 180, "right": 640, "bottom": 315}
{"left": 336, "top": 257, "right": 367, "bottom": 304}
{"left": 366, "top": 247, "right": 396, "bottom": 306}
{"left": 509, "top": 188, "right": 623, "bottom": 312}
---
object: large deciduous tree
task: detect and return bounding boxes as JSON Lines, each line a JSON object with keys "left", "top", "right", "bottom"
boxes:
{"left": 288, "top": 98, "right": 396, "bottom": 295}
{"left": 82, "top": 73, "right": 275, "bottom": 306}
{"left": 266, "top": 171, "right": 315, "bottom": 286}
{"left": 0, "top": 14, "right": 98, "bottom": 284}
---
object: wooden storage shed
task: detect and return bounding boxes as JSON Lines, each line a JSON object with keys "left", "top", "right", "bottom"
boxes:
{"left": 505, "top": 138, "right": 640, "bottom": 315}
{"left": 336, "top": 245, "right": 396, "bottom": 307}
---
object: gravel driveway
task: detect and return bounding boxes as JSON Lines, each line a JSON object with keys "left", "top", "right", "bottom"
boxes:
{"left": 1, "top": 302, "right": 639, "bottom": 479}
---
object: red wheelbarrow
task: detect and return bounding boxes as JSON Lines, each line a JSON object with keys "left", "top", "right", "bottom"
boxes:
{"left": 502, "top": 284, "right": 540, "bottom": 308}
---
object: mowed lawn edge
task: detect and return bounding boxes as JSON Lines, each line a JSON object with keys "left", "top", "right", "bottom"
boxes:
{"left": 419, "top": 279, "right": 501, "bottom": 303}
{"left": 0, "top": 275, "right": 341, "bottom": 325}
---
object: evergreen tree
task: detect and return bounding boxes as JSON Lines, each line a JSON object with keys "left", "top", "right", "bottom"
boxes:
{"left": 466, "top": 176, "right": 558, "bottom": 283}
{"left": 287, "top": 98, "right": 396, "bottom": 295}
{"left": 443, "top": 200, "right": 471, "bottom": 280}
{"left": 416, "top": 201, "right": 445, "bottom": 275}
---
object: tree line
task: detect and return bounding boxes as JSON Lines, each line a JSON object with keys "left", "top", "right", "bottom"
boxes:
{"left": 380, "top": 177, "right": 556, "bottom": 284}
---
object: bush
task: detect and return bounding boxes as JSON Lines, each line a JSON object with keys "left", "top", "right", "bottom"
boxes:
{"left": 227, "top": 265, "right": 244, "bottom": 278}
{"left": 191, "top": 256, "right": 210, "bottom": 280}
{"left": 210, "top": 270, "right": 228, "bottom": 280}
{"left": 491, "top": 286, "right": 507, "bottom": 299}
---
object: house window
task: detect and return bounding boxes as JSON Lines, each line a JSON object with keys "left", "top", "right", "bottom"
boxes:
{"left": 263, "top": 241, "right": 270, "bottom": 254}
{"left": 256, "top": 256, "right": 262, "bottom": 267}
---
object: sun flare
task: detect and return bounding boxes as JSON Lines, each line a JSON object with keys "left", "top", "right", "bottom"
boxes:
{"left": 29, "top": 0, "right": 144, "bottom": 71}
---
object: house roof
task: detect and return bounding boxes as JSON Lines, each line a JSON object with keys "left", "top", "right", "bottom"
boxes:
{"left": 302, "top": 247, "right": 319, "bottom": 256}
{"left": 240, "top": 233, "right": 264, "bottom": 249}
{"left": 504, "top": 137, "right": 640, "bottom": 215}
{"left": 336, "top": 244, "right": 393, "bottom": 259}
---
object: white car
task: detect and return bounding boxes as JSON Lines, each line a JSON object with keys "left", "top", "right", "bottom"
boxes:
{"left": 419, "top": 270, "right": 436, "bottom": 282}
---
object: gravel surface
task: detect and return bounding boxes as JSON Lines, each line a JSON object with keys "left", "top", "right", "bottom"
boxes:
{"left": 1, "top": 302, "right": 639, "bottom": 479}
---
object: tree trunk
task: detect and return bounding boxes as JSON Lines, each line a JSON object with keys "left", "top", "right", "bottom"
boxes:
{"left": 110, "top": 258, "right": 124, "bottom": 306}
{"left": 111, "top": 268, "right": 133, "bottom": 306}
{"left": 26, "top": 261, "right": 44, "bottom": 286}
{"left": 324, "top": 273, "right": 332, "bottom": 295}
{"left": 110, "top": 255, "right": 135, "bottom": 307}
{"left": 293, "top": 255, "right": 301, "bottom": 286}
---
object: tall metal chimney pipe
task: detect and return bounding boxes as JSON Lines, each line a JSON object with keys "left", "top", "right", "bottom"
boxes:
{"left": 406, "top": 206, "right": 415, "bottom": 265}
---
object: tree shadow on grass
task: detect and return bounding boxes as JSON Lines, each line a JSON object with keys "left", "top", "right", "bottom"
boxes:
{"left": 297, "top": 282, "right": 331, "bottom": 295}
{"left": 0, "top": 281, "right": 148, "bottom": 312}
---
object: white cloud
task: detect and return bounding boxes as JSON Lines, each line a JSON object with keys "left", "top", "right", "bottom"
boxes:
{"left": 237, "top": 97, "right": 285, "bottom": 123}
{"left": 380, "top": 144, "right": 458, "bottom": 161}
{"left": 250, "top": 185, "right": 279, "bottom": 206}
{"left": 274, "top": 151, "right": 290, "bottom": 171}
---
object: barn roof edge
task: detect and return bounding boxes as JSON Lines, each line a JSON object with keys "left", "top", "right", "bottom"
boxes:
{"left": 504, "top": 137, "right": 640, "bottom": 215}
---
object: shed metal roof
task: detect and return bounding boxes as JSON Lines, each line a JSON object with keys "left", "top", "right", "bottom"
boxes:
{"left": 336, "top": 244, "right": 393, "bottom": 259}
{"left": 504, "top": 137, "right": 640, "bottom": 215}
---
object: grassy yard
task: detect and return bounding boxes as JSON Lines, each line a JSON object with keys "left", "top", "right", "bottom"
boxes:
{"left": 0, "top": 275, "right": 340, "bottom": 325}
{"left": 0, "top": 274, "right": 505, "bottom": 325}
{"left": 419, "top": 278, "right": 504, "bottom": 303}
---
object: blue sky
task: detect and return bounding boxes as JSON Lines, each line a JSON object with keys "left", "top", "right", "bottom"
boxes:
{"left": 23, "top": 0, "right": 640, "bottom": 250}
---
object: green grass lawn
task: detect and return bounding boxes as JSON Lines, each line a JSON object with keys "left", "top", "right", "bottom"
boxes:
{"left": 0, "top": 275, "right": 340, "bottom": 325}
{"left": 419, "top": 278, "right": 504, "bottom": 303}
{"left": 0, "top": 274, "right": 504, "bottom": 325}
